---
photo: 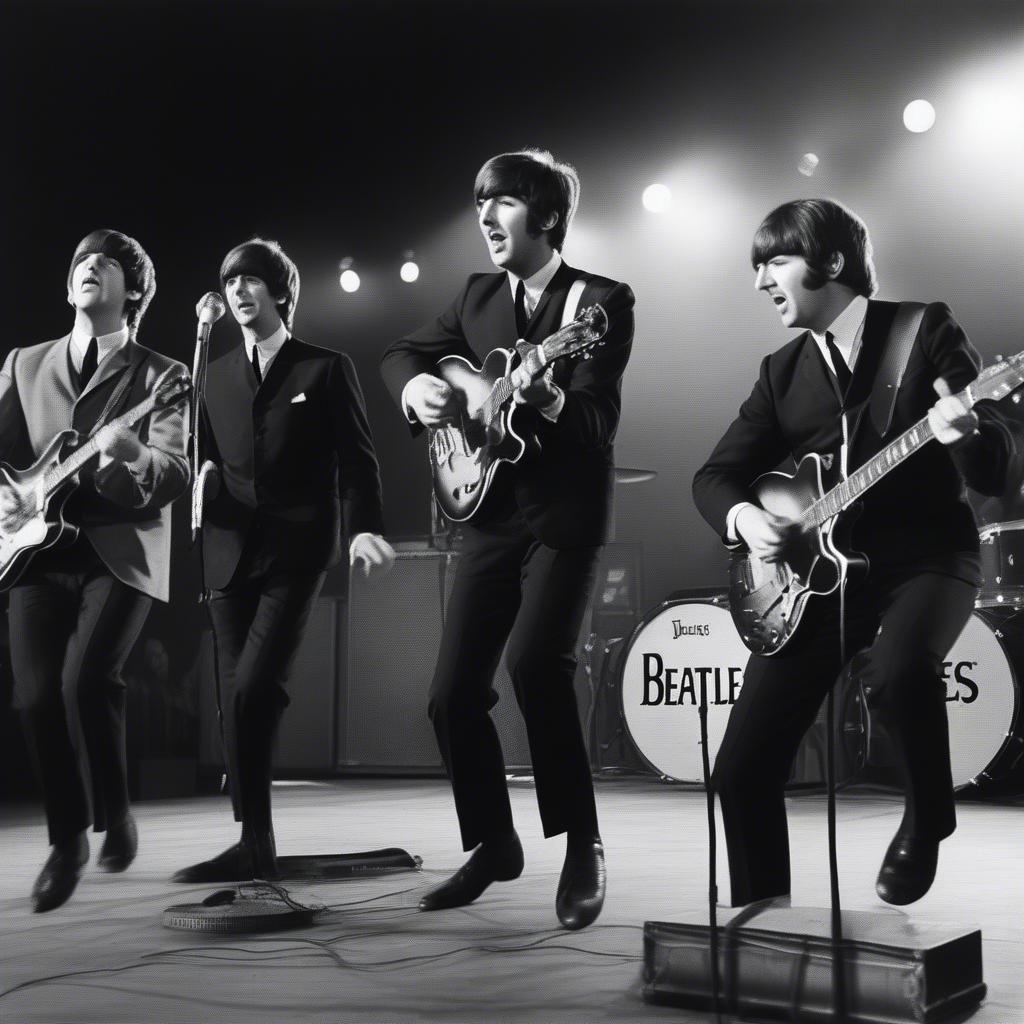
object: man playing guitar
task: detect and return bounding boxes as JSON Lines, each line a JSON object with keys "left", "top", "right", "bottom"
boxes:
{"left": 0, "top": 229, "right": 190, "bottom": 912}
{"left": 381, "top": 149, "right": 635, "bottom": 930}
{"left": 693, "top": 199, "right": 1020, "bottom": 908}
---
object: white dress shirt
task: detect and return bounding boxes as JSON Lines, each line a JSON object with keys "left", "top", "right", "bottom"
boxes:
{"left": 243, "top": 321, "right": 289, "bottom": 379}
{"left": 726, "top": 294, "right": 870, "bottom": 543}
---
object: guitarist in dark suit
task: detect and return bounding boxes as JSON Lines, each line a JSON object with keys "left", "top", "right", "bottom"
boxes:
{"left": 0, "top": 229, "right": 190, "bottom": 911}
{"left": 380, "top": 150, "right": 635, "bottom": 930}
{"left": 173, "top": 238, "right": 392, "bottom": 883}
{"left": 693, "top": 199, "right": 1018, "bottom": 907}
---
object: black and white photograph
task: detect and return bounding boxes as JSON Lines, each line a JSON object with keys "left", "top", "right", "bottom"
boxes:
{"left": 1, "top": 1, "right": 1022, "bottom": 1021}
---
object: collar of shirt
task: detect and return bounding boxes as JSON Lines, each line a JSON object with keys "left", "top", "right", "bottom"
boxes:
{"left": 810, "top": 293, "right": 868, "bottom": 375}
{"left": 69, "top": 324, "right": 129, "bottom": 373}
{"left": 244, "top": 322, "right": 289, "bottom": 374}
{"left": 507, "top": 251, "right": 562, "bottom": 318}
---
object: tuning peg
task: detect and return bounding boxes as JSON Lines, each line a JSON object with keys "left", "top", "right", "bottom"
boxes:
{"left": 996, "top": 353, "right": 1005, "bottom": 362}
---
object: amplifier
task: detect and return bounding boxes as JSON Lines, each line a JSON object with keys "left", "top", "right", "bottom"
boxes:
{"left": 644, "top": 906, "right": 985, "bottom": 1023}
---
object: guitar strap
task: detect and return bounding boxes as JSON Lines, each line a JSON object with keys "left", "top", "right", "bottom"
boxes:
{"left": 559, "top": 276, "right": 590, "bottom": 329}
{"left": 868, "top": 301, "right": 926, "bottom": 437}
{"left": 86, "top": 347, "right": 148, "bottom": 439}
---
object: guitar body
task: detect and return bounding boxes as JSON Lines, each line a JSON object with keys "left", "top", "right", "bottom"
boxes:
{"left": 728, "top": 452, "right": 868, "bottom": 656}
{"left": 0, "top": 430, "right": 80, "bottom": 591}
{"left": 429, "top": 348, "right": 538, "bottom": 521}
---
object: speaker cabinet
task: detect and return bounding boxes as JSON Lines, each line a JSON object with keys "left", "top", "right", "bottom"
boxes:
{"left": 341, "top": 547, "right": 532, "bottom": 771}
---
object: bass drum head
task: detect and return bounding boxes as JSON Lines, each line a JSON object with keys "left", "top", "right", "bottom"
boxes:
{"left": 946, "top": 610, "right": 1020, "bottom": 789}
{"left": 619, "top": 599, "right": 746, "bottom": 782}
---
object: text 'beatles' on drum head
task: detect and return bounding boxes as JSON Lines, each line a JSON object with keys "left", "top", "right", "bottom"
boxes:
{"left": 621, "top": 600, "right": 747, "bottom": 783}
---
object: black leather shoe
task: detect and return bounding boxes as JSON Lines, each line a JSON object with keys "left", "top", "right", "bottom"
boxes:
{"left": 419, "top": 833, "right": 524, "bottom": 912}
{"left": 556, "top": 838, "right": 606, "bottom": 930}
{"left": 97, "top": 814, "right": 138, "bottom": 872}
{"left": 876, "top": 833, "right": 939, "bottom": 905}
{"left": 171, "top": 833, "right": 279, "bottom": 883}
{"left": 32, "top": 833, "right": 89, "bottom": 913}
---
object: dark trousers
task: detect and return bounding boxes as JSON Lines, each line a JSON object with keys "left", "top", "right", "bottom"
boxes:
{"left": 208, "top": 569, "right": 325, "bottom": 835}
{"left": 10, "top": 551, "right": 152, "bottom": 845}
{"left": 431, "top": 514, "right": 600, "bottom": 851}
{"left": 713, "top": 567, "right": 976, "bottom": 906}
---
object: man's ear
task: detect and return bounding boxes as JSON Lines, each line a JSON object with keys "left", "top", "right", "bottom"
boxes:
{"left": 540, "top": 211, "right": 559, "bottom": 233}
{"left": 126, "top": 289, "right": 143, "bottom": 301}
{"left": 67, "top": 286, "right": 75, "bottom": 308}
{"left": 826, "top": 252, "right": 845, "bottom": 279}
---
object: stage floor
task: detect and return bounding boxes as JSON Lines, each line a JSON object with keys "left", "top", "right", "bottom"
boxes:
{"left": 1, "top": 778, "right": 1021, "bottom": 1023}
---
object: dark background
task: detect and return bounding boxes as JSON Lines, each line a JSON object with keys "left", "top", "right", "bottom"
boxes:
{"left": 2, "top": 0, "right": 1022, "bottom": 785}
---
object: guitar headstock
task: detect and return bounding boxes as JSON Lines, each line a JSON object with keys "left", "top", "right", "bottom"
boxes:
{"left": 970, "top": 350, "right": 1024, "bottom": 406}
{"left": 541, "top": 303, "right": 610, "bottom": 364}
{"left": 153, "top": 365, "right": 192, "bottom": 408}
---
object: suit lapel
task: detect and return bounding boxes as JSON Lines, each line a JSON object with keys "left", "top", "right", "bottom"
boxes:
{"left": 848, "top": 300, "right": 897, "bottom": 447}
{"left": 258, "top": 335, "right": 296, "bottom": 400}
{"left": 41, "top": 335, "right": 78, "bottom": 406}
{"left": 524, "top": 261, "right": 575, "bottom": 342}
{"left": 77, "top": 338, "right": 136, "bottom": 403}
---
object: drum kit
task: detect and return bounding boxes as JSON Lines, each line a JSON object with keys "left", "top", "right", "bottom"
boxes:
{"left": 591, "top": 518, "right": 1024, "bottom": 797}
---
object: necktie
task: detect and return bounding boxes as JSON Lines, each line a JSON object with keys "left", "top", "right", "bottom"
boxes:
{"left": 80, "top": 336, "right": 98, "bottom": 389}
{"left": 514, "top": 279, "right": 529, "bottom": 339}
{"left": 825, "top": 332, "right": 851, "bottom": 395}
{"left": 251, "top": 344, "right": 263, "bottom": 386}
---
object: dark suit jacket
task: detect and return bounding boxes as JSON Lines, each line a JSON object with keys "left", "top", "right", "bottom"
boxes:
{"left": 0, "top": 336, "right": 189, "bottom": 601}
{"left": 692, "top": 300, "right": 1019, "bottom": 578}
{"left": 380, "top": 261, "right": 635, "bottom": 548}
{"left": 202, "top": 335, "right": 384, "bottom": 590}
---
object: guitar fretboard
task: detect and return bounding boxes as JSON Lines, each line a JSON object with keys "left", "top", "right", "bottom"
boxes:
{"left": 801, "top": 416, "right": 936, "bottom": 528}
{"left": 42, "top": 393, "right": 161, "bottom": 496}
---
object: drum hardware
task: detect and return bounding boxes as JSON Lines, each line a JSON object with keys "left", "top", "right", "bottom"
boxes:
{"left": 581, "top": 633, "right": 650, "bottom": 776}
{"left": 979, "top": 519, "right": 1024, "bottom": 589}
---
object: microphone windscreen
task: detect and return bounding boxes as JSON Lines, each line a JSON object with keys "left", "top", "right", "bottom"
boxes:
{"left": 196, "top": 291, "right": 227, "bottom": 325}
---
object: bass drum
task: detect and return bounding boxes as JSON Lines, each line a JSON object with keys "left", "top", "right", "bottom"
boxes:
{"left": 943, "top": 606, "right": 1024, "bottom": 792}
{"left": 618, "top": 598, "right": 746, "bottom": 782}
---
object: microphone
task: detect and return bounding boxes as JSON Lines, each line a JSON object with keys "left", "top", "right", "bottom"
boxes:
{"left": 193, "top": 291, "right": 226, "bottom": 384}
{"left": 196, "top": 291, "right": 227, "bottom": 331}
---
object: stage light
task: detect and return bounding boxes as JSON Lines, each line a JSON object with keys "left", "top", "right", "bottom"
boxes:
{"left": 797, "top": 153, "right": 819, "bottom": 177}
{"left": 400, "top": 251, "right": 420, "bottom": 283}
{"left": 338, "top": 258, "right": 360, "bottom": 293}
{"left": 642, "top": 183, "right": 672, "bottom": 213}
{"left": 903, "top": 99, "right": 936, "bottom": 133}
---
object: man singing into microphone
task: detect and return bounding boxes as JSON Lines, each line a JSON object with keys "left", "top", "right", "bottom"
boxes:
{"left": 0, "top": 229, "right": 189, "bottom": 912}
{"left": 174, "top": 238, "right": 393, "bottom": 882}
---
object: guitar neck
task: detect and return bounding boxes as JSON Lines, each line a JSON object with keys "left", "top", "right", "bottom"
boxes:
{"left": 43, "top": 393, "right": 159, "bottom": 495}
{"left": 480, "top": 321, "right": 589, "bottom": 426}
{"left": 803, "top": 413, "right": 936, "bottom": 528}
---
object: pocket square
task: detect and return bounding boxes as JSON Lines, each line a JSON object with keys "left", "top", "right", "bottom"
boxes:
{"left": 290, "top": 392, "right": 307, "bottom": 404}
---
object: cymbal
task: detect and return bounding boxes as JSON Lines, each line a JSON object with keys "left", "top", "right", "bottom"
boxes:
{"left": 613, "top": 467, "right": 657, "bottom": 484}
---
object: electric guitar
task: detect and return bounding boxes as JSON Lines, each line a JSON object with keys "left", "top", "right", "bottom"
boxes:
{"left": 0, "top": 365, "right": 190, "bottom": 591}
{"left": 428, "top": 303, "right": 609, "bottom": 522}
{"left": 729, "top": 351, "right": 1024, "bottom": 656}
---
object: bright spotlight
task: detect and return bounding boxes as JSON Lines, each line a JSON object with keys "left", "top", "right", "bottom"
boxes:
{"left": 903, "top": 99, "right": 936, "bottom": 133}
{"left": 339, "top": 269, "right": 360, "bottom": 293}
{"left": 642, "top": 183, "right": 672, "bottom": 213}
{"left": 797, "top": 153, "right": 819, "bottom": 177}
{"left": 400, "top": 260, "right": 419, "bottom": 283}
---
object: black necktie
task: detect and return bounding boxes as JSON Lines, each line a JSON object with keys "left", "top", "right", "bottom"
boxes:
{"left": 514, "top": 279, "right": 529, "bottom": 339}
{"left": 80, "top": 336, "right": 98, "bottom": 389}
{"left": 251, "top": 344, "right": 263, "bottom": 386}
{"left": 825, "top": 332, "right": 851, "bottom": 395}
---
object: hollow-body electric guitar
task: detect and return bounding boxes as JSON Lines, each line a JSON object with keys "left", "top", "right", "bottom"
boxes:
{"left": 428, "top": 303, "right": 608, "bottom": 522}
{"left": 729, "top": 351, "right": 1024, "bottom": 656}
{"left": 0, "top": 365, "right": 190, "bottom": 590}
